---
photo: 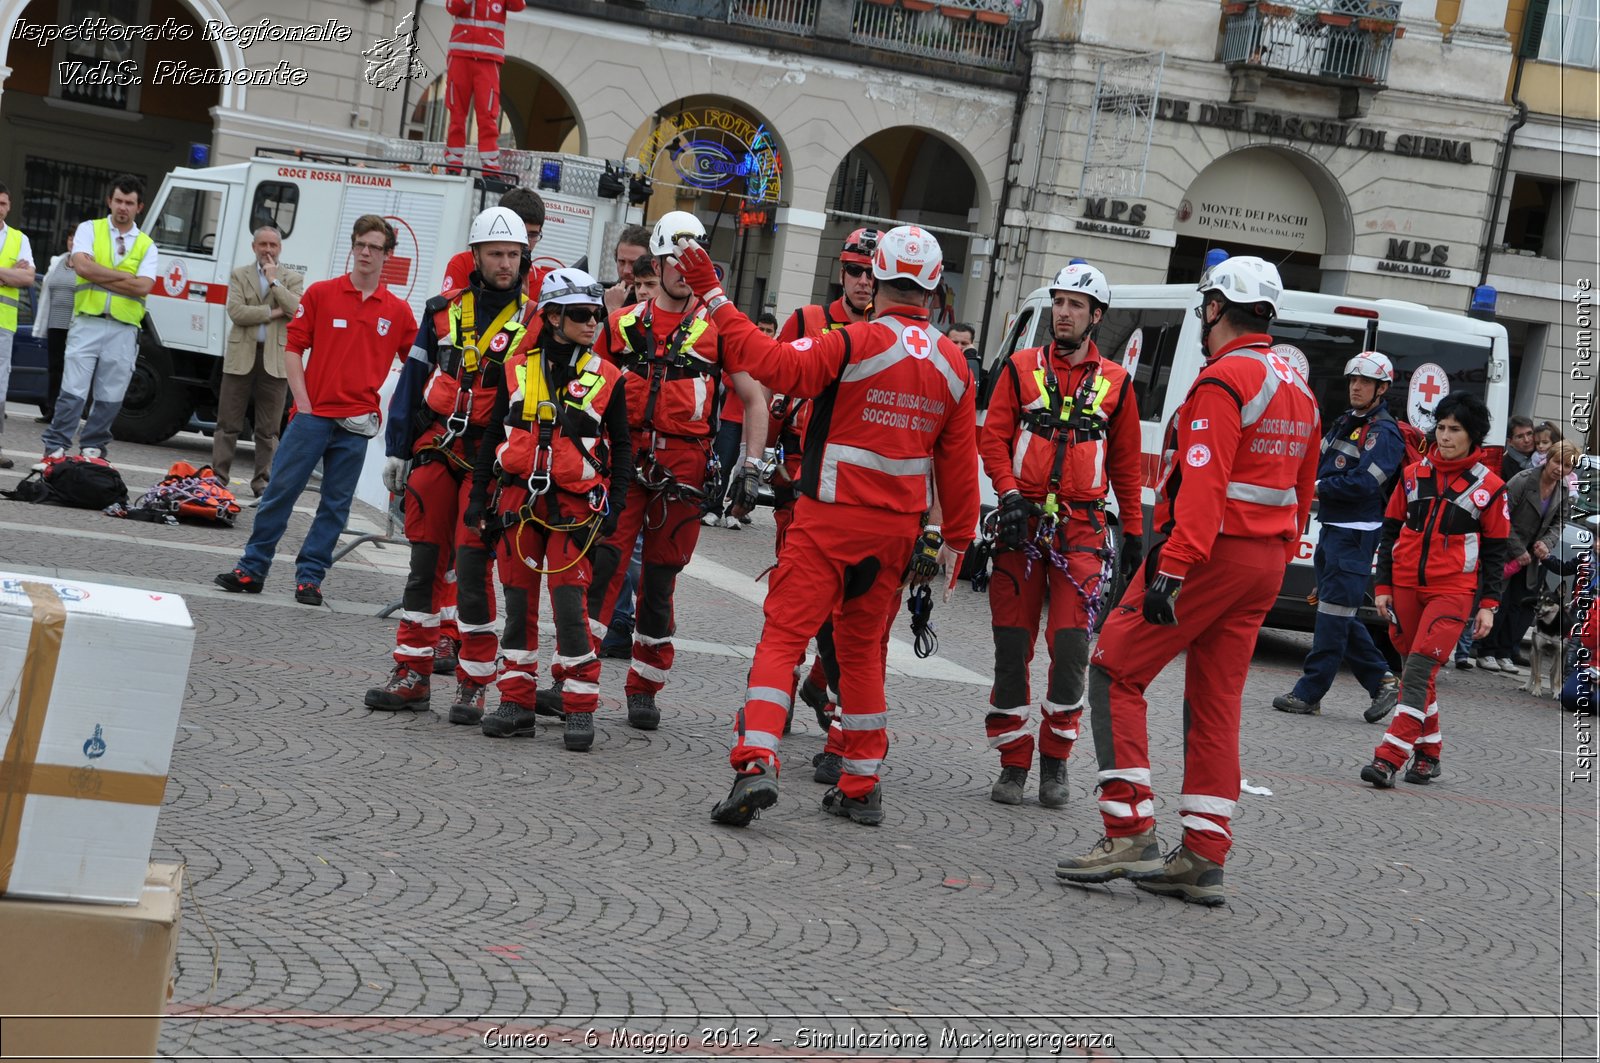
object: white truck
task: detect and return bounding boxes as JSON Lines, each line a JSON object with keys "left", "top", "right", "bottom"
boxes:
{"left": 120, "top": 148, "right": 627, "bottom": 443}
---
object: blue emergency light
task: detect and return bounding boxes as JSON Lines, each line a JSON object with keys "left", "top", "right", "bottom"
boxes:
{"left": 538, "top": 160, "right": 562, "bottom": 193}
{"left": 1469, "top": 285, "right": 1498, "bottom": 320}
{"left": 1203, "top": 248, "right": 1230, "bottom": 274}
{"left": 1069, "top": 257, "right": 1087, "bottom": 265}
{"left": 188, "top": 142, "right": 210, "bottom": 167}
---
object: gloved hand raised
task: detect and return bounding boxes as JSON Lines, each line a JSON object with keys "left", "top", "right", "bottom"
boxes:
{"left": 906, "top": 526, "right": 945, "bottom": 587}
{"left": 382, "top": 457, "right": 410, "bottom": 496}
{"left": 995, "top": 491, "right": 1038, "bottom": 550}
{"left": 727, "top": 459, "right": 762, "bottom": 518}
{"left": 669, "top": 238, "right": 724, "bottom": 301}
{"left": 1119, "top": 532, "right": 1144, "bottom": 583}
{"left": 1143, "top": 572, "right": 1182, "bottom": 626}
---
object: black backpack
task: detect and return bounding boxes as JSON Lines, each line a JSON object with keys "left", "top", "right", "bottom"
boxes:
{"left": 3, "top": 457, "right": 129, "bottom": 509}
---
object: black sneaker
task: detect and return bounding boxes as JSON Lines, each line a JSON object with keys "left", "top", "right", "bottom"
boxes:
{"left": 1360, "top": 757, "right": 1398, "bottom": 789}
{"left": 294, "top": 582, "right": 323, "bottom": 606}
{"left": 447, "top": 680, "right": 486, "bottom": 725}
{"left": 214, "top": 568, "right": 264, "bottom": 594}
{"left": 534, "top": 679, "right": 566, "bottom": 718}
{"left": 364, "top": 665, "right": 430, "bottom": 710}
{"left": 481, "top": 699, "right": 539, "bottom": 738}
{"left": 821, "top": 784, "right": 884, "bottom": 826}
{"left": 811, "top": 750, "right": 842, "bottom": 785}
{"left": 627, "top": 691, "right": 660, "bottom": 730}
{"left": 564, "top": 712, "right": 595, "bottom": 752}
{"left": 599, "top": 621, "right": 633, "bottom": 660}
{"left": 710, "top": 764, "right": 779, "bottom": 827}
{"left": 1404, "top": 752, "right": 1441, "bottom": 785}
{"left": 1272, "top": 692, "right": 1321, "bottom": 715}
{"left": 1455, "top": 656, "right": 1476, "bottom": 670}
{"left": 989, "top": 765, "right": 1028, "bottom": 805}
{"left": 798, "top": 677, "right": 834, "bottom": 733}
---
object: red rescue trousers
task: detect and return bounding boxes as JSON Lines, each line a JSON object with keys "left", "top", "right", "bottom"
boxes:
{"left": 775, "top": 489, "right": 847, "bottom": 730}
{"left": 730, "top": 498, "right": 920, "bottom": 799}
{"left": 986, "top": 515, "right": 1107, "bottom": 769}
{"left": 396, "top": 455, "right": 494, "bottom": 681}
{"left": 495, "top": 486, "right": 603, "bottom": 714}
{"left": 588, "top": 436, "right": 711, "bottom": 702}
{"left": 1372, "top": 586, "right": 1468, "bottom": 769}
{"left": 1089, "top": 534, "right": 1283, "bottom": 865}
{"left": 445, "top": 55, "right": 504, "bottom": 170}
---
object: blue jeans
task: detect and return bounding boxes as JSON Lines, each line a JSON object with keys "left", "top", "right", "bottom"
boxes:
{"left": 236, "top": 413, "right": 369, "bottom": 587}
{"left": 703, "top": 418, "right": 743, "bottom": 516}
{"left": 1293, "top": 524, "right": 1391, "bottom": 701}
{"left": 608, "top": 532, "right": 645, "bottom": 629}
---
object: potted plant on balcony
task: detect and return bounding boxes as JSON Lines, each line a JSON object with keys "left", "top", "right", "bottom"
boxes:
{"left": 975, "top": 6, "right": 1009, "bottom": 24}
{"left": 939, "top": 2, "right": 974, "bottom": 19}
{"left": 1255, "top": 1, "right": 1293, "bottom": 16}
{"left": 1317, "top": 10, "right": 1355, "bottom": 26}
{"left": 902, "top": 0, "right": 935, "bottom": 11}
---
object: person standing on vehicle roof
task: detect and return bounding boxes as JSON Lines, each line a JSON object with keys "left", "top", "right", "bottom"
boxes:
{"left": 363, "top": 207, "right": 531, "bottom": 720}
{"left": 769, "top": 228, "right": 881, "bottom": 765}
{"left": 576, "top": 211, "right": 769, "bottom": 732}
{"left": 671, "top": 225, "right": 980, "bottom": 830}
{"left": 1273, "top": 352, "right": 1404, "bottom": 722}
{"left": 443, "top": 0, "right": 525, "bottom": 174}
{"left": 467, "top": 267, "right": 633, "bottom": 751}
{"left": 978, "top": 261, "right": 1142, "bottom": 810}
{"left": 1056, "top": 255, "right": 1319, "bottom": 906}
{"left": 1361, "top": 392, "right": 1509, "bottom": 789}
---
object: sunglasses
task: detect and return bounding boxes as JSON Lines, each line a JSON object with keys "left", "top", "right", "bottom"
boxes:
{"left": 842, "top": 264, "right": 871, "bottom": 278}
{"left": 562, "top": 306, "right": 602, "bottom": 325}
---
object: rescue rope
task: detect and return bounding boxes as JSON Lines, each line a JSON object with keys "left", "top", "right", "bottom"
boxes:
{"left": 1018, "top": 519, "right": 1117, "bottom": 635}
{"left": 907, "top": 585, "right": 938, "bottom": 659}
{"left": 509, "top": 508, "right": 604, "bottom": 575}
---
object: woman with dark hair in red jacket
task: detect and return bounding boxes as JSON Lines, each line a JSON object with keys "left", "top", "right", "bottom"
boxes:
{"left": 1363, "top": 391, "right": 1510, "bottom": 788}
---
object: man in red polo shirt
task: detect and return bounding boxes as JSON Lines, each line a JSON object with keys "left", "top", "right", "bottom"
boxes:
{"left": 215, "top": 214, "right": 416, "bottom": 606}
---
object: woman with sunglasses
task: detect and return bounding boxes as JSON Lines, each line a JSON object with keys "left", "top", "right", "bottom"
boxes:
{"left": 466, "top": 268, "right": 633, "bottom": 752}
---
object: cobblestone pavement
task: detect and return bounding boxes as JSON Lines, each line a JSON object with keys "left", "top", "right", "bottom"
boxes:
{"left": 2, "top": 416, "right": 1596, "bottom": 1062}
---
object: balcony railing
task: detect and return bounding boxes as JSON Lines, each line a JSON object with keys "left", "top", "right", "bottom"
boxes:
{"left": 850, "top": 0, "right": 1030, "bottom": 71}
{"left": 1220, "top": 0, "right": 1401, "bottom": 86}
{"left": 730, "top": 0, "right": 819, "bottom": 33}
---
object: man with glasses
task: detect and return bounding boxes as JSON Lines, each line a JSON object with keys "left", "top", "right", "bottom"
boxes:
{"left": 39, "top": 174, "right": 156, "bottom": 469}
{"left": 215, "top": 215, "right": 417, "bottom": 606}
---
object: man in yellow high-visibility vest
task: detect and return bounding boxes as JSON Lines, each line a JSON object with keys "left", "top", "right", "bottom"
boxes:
{"left": 38, "top": 174, "right": 158, "bottom": 469}
{"left": 0, "top": 182, "right": 37, "bottom": 471}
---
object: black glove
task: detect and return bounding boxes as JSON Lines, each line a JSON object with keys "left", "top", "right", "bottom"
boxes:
{"left": 995, "top": 491, "right": 1038, "bottom": 550}
{"left": 463, "top": 495, "right": 486, "bottom": 533}
{"left": 727, "top": 461, "right": 762, "bottom": 518}
{"left": 1119, "top": 533, "right": 1144, "bottom": 583}
{"left": 599, "top": 509, "right": 620, "bottom": 541}
{"left": 1143, "top": 572, "right": 1182, "bottom": 626}
{"left": 907, "top": 527, "right": 944, "bottom": 585}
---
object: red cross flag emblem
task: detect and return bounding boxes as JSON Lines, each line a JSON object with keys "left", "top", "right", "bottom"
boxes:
{"left": 489, "top": 332, "right": 510, "bottom": 353}
{"left": 162, "top": 260, "right": 187, "bottom": 297}
{"left": 1407, "top": 362, "right": 1450, "bottom": 432}
{"left": 903, "top": 326, "right": 930, "bottom": 359}
{"left": 568, "top": 380, "right": 588, "bottom": 398}
{"left": 1472, "top": 488, "right": 1491, "bottom": 509}
{"left": 1415, "top": 369, "right": 1444, "bottom": 403}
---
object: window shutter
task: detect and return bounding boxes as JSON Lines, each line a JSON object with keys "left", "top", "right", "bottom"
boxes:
{"left": 1520, "top": 0, "right": 1552, "bottom": 59}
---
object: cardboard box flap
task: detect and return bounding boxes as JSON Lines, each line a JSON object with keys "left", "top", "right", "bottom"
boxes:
{"left": 0, "top": 574, "right": 193, "bottom": 629}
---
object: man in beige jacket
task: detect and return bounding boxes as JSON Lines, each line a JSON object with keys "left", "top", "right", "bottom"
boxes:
{"left": 214, "top": 225, "right": 303, "bottom": 496}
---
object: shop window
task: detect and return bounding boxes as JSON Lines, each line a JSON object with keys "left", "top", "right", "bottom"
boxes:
{"left": 1502, "top": 174, "right": 1572, "bottom": 257}
{"left": 250, "top": 182, "right": 300, "bottom": 241}
{"left": 1536, "top": 0, "right": 1600, "bottom": 68}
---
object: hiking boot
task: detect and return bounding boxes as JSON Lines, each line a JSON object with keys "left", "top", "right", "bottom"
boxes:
{"left": 710, "top": 763, "right": 779, "bottom": 827}
{"left": 534, "top": 679, "right": 566, "bottom": 718}
{"left": 564, "top": 712, "right": 595, "bottom": 752}
{"left": 1404, "top": 752, "right": 1441, "bottom": 785}
{"left": 1055, "top": 831, "right": 1163, "bottom": 883}
{"left": 365, "top": 665, "right": 430, "bottom": 710}
{"left": 32, "top": 448, "right": 65, "bottom": 472}
{"left": 1272, "top": 692, "right": 1321, "bottom": 715}
{"left": 1365, "top": 674, "right": 1400, "bottom": 723}
{"left": 294, "top": 582, "right": 324, "bottom": 607}
{"left": 447, "top": 680, "right": 486, "bottom": 725}
{"left": 627, "top": 691, "right": 660, "bottom": 730}
{"left": 989, "top": 765, "right": 1028, "bottom": 805}
{"left": 433, "top": 635, "right": 459, "bottom": 675}
{"left": 821, "top": 784, "right": 883, "bottom": 826}
{"left": 1134, "top": 845, "right": 1227, "bottom": 906}
{"left": 798, "top": 676, "right": 833, "bottom": 732}
{"left": 1360, "top": 757, "right": 1397, "bottom": 789}
{"left": 481, "top": 699, "right": 539, "bottom": 738}
{"left": 1038, "top": 756, "right": 1069, "bottom": 809}
{"left": 811, "top": 750, "right": 842, "bottom": 785}
{"left": 214, "top": 567, "right": 264, "bottom": 594}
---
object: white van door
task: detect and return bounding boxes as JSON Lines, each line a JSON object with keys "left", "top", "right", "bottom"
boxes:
{"left": 145, "top": 178, "right": 233, "bottom": 357}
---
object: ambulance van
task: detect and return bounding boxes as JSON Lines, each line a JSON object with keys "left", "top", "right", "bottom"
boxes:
{"left": 990, "top": 279, "right": 1511, "bottom": 637}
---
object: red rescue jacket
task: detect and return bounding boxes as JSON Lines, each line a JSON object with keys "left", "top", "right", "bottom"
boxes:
{"left": 1376, "top": 451, "right": 1511, "bottom": 608}
{"left": 1153, "top": 333, "right": 1320, "bottom": 580}
{"left": 769, "top": 298, "right": 858, "bottom": 481}
{"left": 495, "top": 339, "right": 622, "bottom": 497}
{"left": 445, "top": 0, "right": 525, "bottom": 63}
{"left": 597, "top": 298, "right": 722, "bottom": 440}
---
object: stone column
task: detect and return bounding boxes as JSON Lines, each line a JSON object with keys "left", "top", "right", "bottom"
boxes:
{"left": 771, "top": 205, "right": 826, "bottom": 317}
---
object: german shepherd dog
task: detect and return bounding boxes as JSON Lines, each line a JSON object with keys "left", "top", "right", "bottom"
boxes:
{"left": 1522, "top": 583, "right": 1569, "bottom": 699}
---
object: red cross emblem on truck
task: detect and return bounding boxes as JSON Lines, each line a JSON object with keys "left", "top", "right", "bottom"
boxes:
{"left": 1415, "top": 371, "right": 1443, "bottom": 403}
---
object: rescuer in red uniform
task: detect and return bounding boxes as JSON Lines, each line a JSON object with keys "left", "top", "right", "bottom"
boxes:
{"left": 443, "top": 0, "right": 525, "bottom": 174}
{"left": 467, "top": 267, "right": 633, "bottom": 751}
{"left": 1361, "top": 391, "right": 1508, "bottom": 789}
{"left": 366, "top": 206, "right": 529, "bottom": 719}
{"left": 580, "top": 211, "right": 769, "bottom": 731}
{"left": 670, "top": 225, "right": 980, "bottom": 829}
{"left": 978, "top": 261, "right": 1142, "bottom": 809}
{"left": 1055, "top": 256, "right": 1319, "bottom": 905}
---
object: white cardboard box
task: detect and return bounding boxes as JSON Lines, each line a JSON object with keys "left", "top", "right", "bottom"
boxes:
{"left": 0, "top": 574, "right": 194, "bottom": 904}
